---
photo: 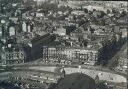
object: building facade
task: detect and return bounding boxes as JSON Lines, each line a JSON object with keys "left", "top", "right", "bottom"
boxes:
{"left": 1, "top": 50, "right": 25, "bottom": 65}
{"left": 42, "top": 46, "right": 102, "bottom": 65}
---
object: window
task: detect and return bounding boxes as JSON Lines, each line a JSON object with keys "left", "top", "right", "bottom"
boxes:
{"left": 8, "top": 54, "right": 11, "bottom": 59}
{"left": 89, "top": 52, "right": 93, "bottom": 60}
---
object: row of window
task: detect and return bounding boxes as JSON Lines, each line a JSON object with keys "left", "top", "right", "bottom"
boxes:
{"left": 5, "top": 52, "right": 24, "bottom": 60}
{"left": 43, "top": 52, "right": 98, "bottom": 60}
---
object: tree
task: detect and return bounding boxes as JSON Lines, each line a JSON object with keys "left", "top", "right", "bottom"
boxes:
{"left": 99, "top": 11, "right": 106, "bottom": 18}
{"left": 89, "top": 27, "right": 95, "bottom": 34}
{"left": 84, "top": 8, "right": 88, "bottom": 13}
{"left": 95, "top": 75, "right": 99, "bottom": 87}
{"left": 120, "top": 10, "right": 127, "bottom": 17}
{"left": 61, "top": 68, "right": 66, "bottom": 78}
{"left": 112, "top": 8, "right": 117, "bottom": 14}
{"left": 98, "top": 81, "right": 108, "bottom": 89}
{"left": 82, "top": 39, "right": 88, "bottom": 47}
{"left": 106, "top": 9, "right": 111, "bottom": 14}
{"left": 54, "top": 66, "right": 62, "bottom": 74}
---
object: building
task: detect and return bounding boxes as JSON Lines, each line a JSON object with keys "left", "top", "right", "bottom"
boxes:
{"left": 116, "top": 46, "right": 127, "bottom": 72}
{"left": 42, "top": 45, "right": 102, "bottom": 65}
{"left": 22, "top": 20, "right": 34, "bottom": 33}
{"left": 0, "top": 19, "right": 9, "bottom": 37}
{"left": 41, "top": 25, "right": 119, "bottom": 65}
{"left": 8, "top": 26, "right": 16, "bottom": 36}
{"left": 22, "top": 21, "right": 27, "bottom": 32}
{"left": 1, "top": 40, "right": 26, "bottom": 66}
{"left": 1, "top": 49, "right": 25, "bottom": 66}
{"left": 53, "top": 26, "right": 66, "bottom": 36}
